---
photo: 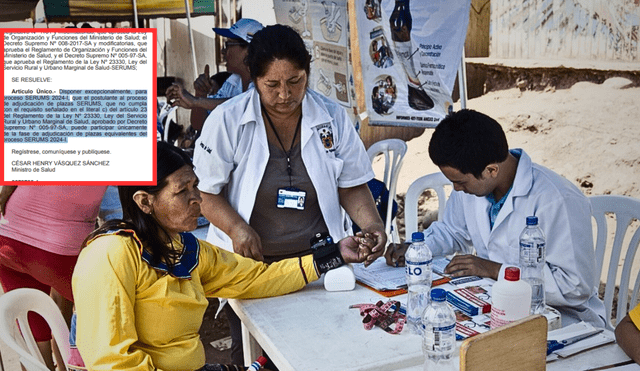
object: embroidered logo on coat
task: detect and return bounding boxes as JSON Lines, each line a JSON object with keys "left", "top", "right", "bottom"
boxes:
{"left": 315, "top": 123, "right": 335, "bottom": 152}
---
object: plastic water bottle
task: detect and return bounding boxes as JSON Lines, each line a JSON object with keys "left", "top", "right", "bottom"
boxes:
{"left": 519, "top": 216, "right": 546, "bottom": 314}
{"left": 422, "top": 288, "right": 456, "bottom": 366}
{"left": 405, "top": 231, "right": 433, "bottom": 335}
{"left": 490, "top": 266, "right": 532, "bottom": 329}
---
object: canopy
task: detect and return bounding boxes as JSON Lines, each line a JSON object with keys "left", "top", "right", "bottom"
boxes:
{"left": 42, "top": 0, "right": 214, "bottom": 22}
{"left": 0, "top": 0, "right": 40, "bottom": 22}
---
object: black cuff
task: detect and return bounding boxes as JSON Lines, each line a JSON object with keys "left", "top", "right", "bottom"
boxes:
{"left": 313, "top": 242, "right": 345, "bottom": 274}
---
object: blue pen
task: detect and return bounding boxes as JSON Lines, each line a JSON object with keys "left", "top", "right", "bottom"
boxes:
{"left": 391, "top": 303, "right": 407, "bottom": 315}
{"left": 547, "top": 329, "right": 603, "bottom": 355}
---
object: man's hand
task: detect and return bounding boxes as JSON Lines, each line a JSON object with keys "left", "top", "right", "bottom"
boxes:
{"left": 166, "top": 83, "right": 199, "bottom": 109}
{"left": 338, "top": 234, "right": 377, "bottom": 264}
{"left": 444, "top": 254, "right": 501, "bottom": 280}
{"left": 384, "top": 242, "right": 409, "bottom": 267}
{"left": 229, "top": 223, "right": 264, "bottom": 262}
{"left": 193, "top": 64, "right": 214, "bottom": 97}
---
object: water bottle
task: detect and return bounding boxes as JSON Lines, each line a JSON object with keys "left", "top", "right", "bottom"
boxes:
{"left": 519, "top": 216, "right": 546, "bottom": 314}
{"left": 490, "top": 267, "right": 532, "bottom": 329}
{"left": 422, "top": 288, "right": 456, "bottom": 365}
{"left": 405, "top": 231, "right": 433, "bottom": 334}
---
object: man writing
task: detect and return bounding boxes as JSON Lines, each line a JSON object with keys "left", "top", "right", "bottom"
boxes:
{"left": 387, "top": 109, "right": 606, "bottom": 327}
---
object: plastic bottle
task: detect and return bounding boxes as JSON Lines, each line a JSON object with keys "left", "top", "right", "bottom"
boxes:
{"left": 519, "top": 216, "right": 546, "bottom": 314}
{"left": 422, "top": 288, "right": 456, "bottom": 365}
{"left": 246, "top": 356, "right": 267, "bottom": 371}
{"left": 405, "top": 231, "right": 433, "bottom": 334}
{"left": 490, "top": 267, "right": 532, "bottom": 329}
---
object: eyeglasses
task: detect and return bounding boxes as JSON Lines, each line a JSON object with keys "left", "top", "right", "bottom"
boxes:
{"left": 224, "top": 41, "right": 246, "bottom": 49}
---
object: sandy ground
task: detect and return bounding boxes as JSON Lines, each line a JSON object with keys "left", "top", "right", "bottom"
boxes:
{"left": 373, "top": 77, "right": 640, "bottom": 288}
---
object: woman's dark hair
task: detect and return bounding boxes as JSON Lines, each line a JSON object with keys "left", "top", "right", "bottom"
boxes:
{"left": 83, "top": 142, "right": 193, "bottom": 268}
{"left": 429, "top": 109, "right": 509, "bottom": 178}
{"left": 246, "top": 24, "right": 312, "bottom": 81}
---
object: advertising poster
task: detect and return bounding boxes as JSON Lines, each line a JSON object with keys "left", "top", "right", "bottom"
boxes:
{"left": 356, "top": 0, "right": 471, "bottom": 127}
{"left": 273, "top": 0, "right": 352, "bottom": 108}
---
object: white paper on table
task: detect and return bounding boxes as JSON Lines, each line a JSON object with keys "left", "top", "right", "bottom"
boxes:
{"left": 353, "top": 257, "right": 446, "bottom": 291}
{"left": 603, "top": 363, "right": 640, "bottom": 370}
{"left": 546, "top": 321, "right": 615, "bottom": 359}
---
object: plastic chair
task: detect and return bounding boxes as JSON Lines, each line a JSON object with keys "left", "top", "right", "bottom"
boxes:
{"left": 404, "top": 172, "right": 452, "bottom": 238}
{"left": 590, "top": 195, "right": 640, "bottom": 331}
{"left": 460, "top": 314, "right": 547, "bottom": 371}
{"left": 367, "top": 139, "right": 408, "bottom": 242}
{"left": 0, "top": 289, "right": 70, "bottom": 371}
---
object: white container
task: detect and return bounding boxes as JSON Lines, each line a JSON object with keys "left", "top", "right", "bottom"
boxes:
{"left": 490, "top": 266, "right": 532, "bottom": 329}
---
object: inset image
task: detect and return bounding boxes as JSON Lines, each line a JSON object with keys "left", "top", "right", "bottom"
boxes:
{"left": 371, "top": 75, "right": 397, "bottom": 115}
{"left": 370, "top": 36, "right": 394, "bottom": 68}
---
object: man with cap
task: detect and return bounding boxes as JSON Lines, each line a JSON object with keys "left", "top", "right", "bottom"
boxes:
{"left": 166, "top": 18, "right": 264, "bottom": 131}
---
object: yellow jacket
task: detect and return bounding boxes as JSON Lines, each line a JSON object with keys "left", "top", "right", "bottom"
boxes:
{"left": 72, "top": 230, "right": 318, "bottom": 371}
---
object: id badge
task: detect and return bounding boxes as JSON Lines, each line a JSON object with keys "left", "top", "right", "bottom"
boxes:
{"left": 277, "top": 187, "right": 306, "bottom": 210}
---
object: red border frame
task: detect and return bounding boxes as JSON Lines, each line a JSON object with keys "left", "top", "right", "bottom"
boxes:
{"left": 1, "top": 28, "right": 157, "bottom": 185}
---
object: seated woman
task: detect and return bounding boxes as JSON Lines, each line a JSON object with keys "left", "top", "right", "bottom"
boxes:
{"left": 71, "top": 141, "right": 374, "bottom": 371}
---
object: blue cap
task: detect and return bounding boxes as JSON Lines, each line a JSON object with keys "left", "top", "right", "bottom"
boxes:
{"left": 213, "top": 18, "right": 264, "bottom": 43}
{"left": 411, "top": 231, "right": 425, "bottom": 242}
{"left": 431, "top": 288, "right": 447, "bottom": 302}
{"left": 526, "top": 216, "right": 538, "bottom": 225}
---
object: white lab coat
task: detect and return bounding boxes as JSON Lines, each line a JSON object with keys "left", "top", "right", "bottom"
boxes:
{"left": 194, "top": 88, "right": 373, "bottom": 251}
{"left": 426, "top": 149, "right": 606, "bottom": 327}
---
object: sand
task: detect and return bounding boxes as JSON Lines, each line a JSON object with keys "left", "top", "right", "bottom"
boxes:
{"left": 372, "top": 77, "right": 640, "bottom": 286}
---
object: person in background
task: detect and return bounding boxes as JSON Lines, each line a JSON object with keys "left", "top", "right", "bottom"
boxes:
{"left": 193, "top": 24, "right": 386, "bottom": 364}
{"left": 616, "top": 303, "right": 640, "bottom": 363}
{"left": 0, "top": 185, "right": 107, "bottom": 370}
{"left": 166, "top": 19, "right": 264, "bottom": 132}
{"left": 71, "top": 141, "right": 375, "bottom": 371}
{"left": 385, "top": 109, "right": 606, "bottom": 328}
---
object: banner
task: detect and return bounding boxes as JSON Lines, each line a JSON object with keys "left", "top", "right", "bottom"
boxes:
{"left": 356, "top": 0, "right": 470, "bottom": 127}
{"left": 273, "top": 0, "right": 352, "bottom": 108}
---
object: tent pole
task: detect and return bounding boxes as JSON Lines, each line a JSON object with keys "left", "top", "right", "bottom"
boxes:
{"left": 184, "top": 0, "right": 199, "bottom": 81}
{"left": 132, "top": 0, "right": 139, "bottom": 27}
{"left": 457, "top": 47, "right": 468, "bottom": 109}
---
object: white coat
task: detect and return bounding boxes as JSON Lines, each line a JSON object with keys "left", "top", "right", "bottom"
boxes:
{"left": 193, "top": 88, "right": 373, "bottom": 251}
{"left": 426, "top": 149, "right": 606, "bottom": 327}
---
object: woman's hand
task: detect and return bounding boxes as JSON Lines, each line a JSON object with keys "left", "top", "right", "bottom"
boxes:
{"left": 229, "top": 223, "right": 264, "bottom": 261}
{"left": 166, "top": 83, "right": 199, "bottom": 109}
{"left": 193, "top": 64, "right": 214, "bottom": 97}
{"left": 338, "top": 234, "right": 377, "bottom": 264}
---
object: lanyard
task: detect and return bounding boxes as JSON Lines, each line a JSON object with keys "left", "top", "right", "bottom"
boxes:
{"left": 262, "top": 104, "right": 302, "bottom": 187}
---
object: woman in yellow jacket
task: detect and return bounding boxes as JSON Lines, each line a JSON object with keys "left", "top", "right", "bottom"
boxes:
{"left": 71, "top": 141, "right": 380, "bottom": 371}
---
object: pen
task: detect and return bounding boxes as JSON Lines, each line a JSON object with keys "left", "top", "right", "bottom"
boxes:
{"left": 390, "top": 303, "right": 407, "bottom": 315}
{"left": 546, "top": 329, "right": 603, "bottom": 355}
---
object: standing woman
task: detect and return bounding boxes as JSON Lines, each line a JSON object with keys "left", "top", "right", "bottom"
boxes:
{"left": 193, "top": 24, "right": 386, "bottom": 364}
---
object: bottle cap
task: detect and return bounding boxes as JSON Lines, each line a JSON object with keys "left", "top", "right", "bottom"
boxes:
{"left": 411, "top": 231, "right": 425, "bottom": 242}
{"left": 430, "top": 288, "right": 447, "bottom": 302}
{"left": 257, "top": 356, "right": 268, "bottom": 366}
{"left": 504, "top": 266, "right": 520, "bottom": 281}
{"left": 526, "top": 216, "right": 538, "bottom": 225}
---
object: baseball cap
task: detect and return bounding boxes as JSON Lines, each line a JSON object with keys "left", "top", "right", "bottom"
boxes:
{"left": 213, "top": 18, "right": 264, "bottom": 43}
